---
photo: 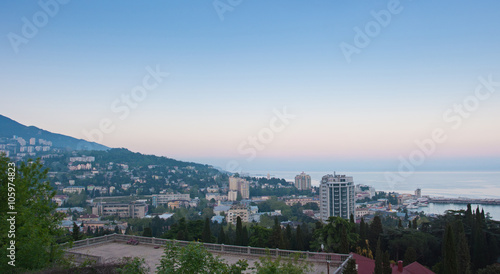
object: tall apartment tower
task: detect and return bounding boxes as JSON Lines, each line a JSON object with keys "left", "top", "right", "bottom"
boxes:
{"left": 295, "top": 172, "right": 311, "bottom": 190}
{"left": 415, "top": 188, "right": 422, "bottom": 198}
{"left": 229, "top": 176, "right": 249, "bottom": 200}
{"left": 320, "top": 173, "right": 355, "bottom": 222}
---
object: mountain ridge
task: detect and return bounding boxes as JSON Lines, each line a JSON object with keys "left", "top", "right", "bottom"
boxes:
{"left": 0, "top": 114, "right": 109, "bottom": 151}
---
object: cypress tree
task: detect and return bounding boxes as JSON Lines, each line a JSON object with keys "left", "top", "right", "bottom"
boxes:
{"left": 202, "top": 218, "right": 212, "bottom": 243}
{"left": 114, "top": 225, "right": 120, "bottom": 234}
{"left": 285, "top": 224, "right": 292, "bottom": 250}
{"left": 398, "top": 219, "right": 403, "bottom": 229}
{"left": 383, "top": 250, "right": 392, "bottom": 274}
{"left": 359, "top": 218, "right": 367, "bottom": 240}
{"left": 412, "top": 218, "right": 418, "bottom": 230}
{"left": 465, "top": 204, "right": 473, "bottom": 228}
{"left": 455, "top": 220, "right": 471, "bottom": 274}
{"left": 374, "top": 238, "right": 383, "bottom": 274}
{"left": 296, "top": 225, "right": 304, "bottom": 251}
{"left": 349, "top": 213, "right": 356, "bottom": 234}
{"left": 472, "top": 209, "right": 487, "bottom": 269}
{"left": 242, "top": 226, "right": 249, "bottom": 246}
{"left": 270, "top": 217, "right": 284, "bottom": 248}
{"left": 443, "top": 223, "right": 458, "bottom": 274}
{"left": 235, "top": 216, "right": 243, "bottom": 246}
{"left": 72, "top": 222, "right": 80, "bottom": 241}
{"left": 369, "top": 216, "right": 383, "bottom": 253}
{"left": 218, "top": 226, "right": 225, "bottom": 244}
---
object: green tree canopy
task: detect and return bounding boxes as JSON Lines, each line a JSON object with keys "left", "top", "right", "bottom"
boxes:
{"left": 0, "top": 157, "right": 65, "bottom": 272}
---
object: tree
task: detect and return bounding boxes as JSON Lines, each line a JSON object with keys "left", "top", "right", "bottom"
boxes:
{"left": 270, "top": 217, "right": 284, "bottom": 248}
{"left": 342, "top": 258, "right": 357, "bottom": 274}
{"left": 412, "top": 218, "right": 418, "bottom": 230}
{"left": 202, "top": 218, "right": 212, "bottom": 243}
{"left": 284, "top": 224, "right": 292, "bottom": 250}
{"left": 465, "top": 204, "right": 473, "bottom": 227}
{"left": 143, "top": 227, "right": 153, "bottom": 237}
{"left": 374, "top": 238, "right": 383, "bottom": 274}
{"left": 175, "top": 218, "right": 189, "bottom": 241}
{"left": 242, "top": 226, "right": 249, "bottom": 246}
{"left": 72, "top": 222, "right": 81, "bottom": 241}
{"left": 398, "top": 219, "right": 403, "bottom": 229}
{"left": 249, "top": 225, "right": 272, "bottom": 248}
{"left": 295, "top": 225, "right": 304, "bottom": 251}
{"left": 383, "top": 251, "right": 392, "bottom": 274}
{"left": 455, "top": 220, "right": 471, "bottom": 274}
{"left": 114, "top": 225, "right": 120, "bottom": 234}
{"left": 236, "top": 216, "right": 243, "bottom": 246}
{"left": 404, "top": 247, "right": 417, "bottom": 266}
{"left": 254, "top": 253, "right": 312, "bottom": 274}
{"left": 369, "top": 216, "right": 383, "bottom": 253}
{"left": 340, "top": 224, "right": 349, "bottom": 254}
{"left": 116, "top": 257, "right": 150, "bottom": 274}
{"left": 157, "top": 241, "right": 248, "bottom": 273}
{"left": 218, "top": 226, "right": 226, "bottom": 244}
{"left": 442, "top": 224, "right": 458, "bottom": 274}
{"left": 359, "top": 218, "right": 367, "bottom": 242}
{"left": 0, "top": 157, "right": 65, "bottom": 272}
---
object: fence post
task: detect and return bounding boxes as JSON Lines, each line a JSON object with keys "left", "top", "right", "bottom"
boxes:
{"left": 86, "top": 238, "right": 89, "bottom": 246}
{"left": 248, "top": 246, "right": 251, "bottom": 255}
{"left": 221, "top": 243, "right": 224, "bottom": 252}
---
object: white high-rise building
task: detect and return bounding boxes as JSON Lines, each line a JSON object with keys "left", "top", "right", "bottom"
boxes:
{"left": 320, "top": 173, "right": 355, "bottom": 222}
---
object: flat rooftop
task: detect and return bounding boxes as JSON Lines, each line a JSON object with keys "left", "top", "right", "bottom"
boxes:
{"left": 70, "top": 242, "right": 339, "bottom": 273}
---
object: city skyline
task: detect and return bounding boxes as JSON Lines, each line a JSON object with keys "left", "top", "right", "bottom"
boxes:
{"left": 1, "top": 1, "right": 500, "bottom": 172}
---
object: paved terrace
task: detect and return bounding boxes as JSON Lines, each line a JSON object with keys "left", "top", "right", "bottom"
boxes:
{"left": 65, "top": 234, "right": 351, "bottom": 273}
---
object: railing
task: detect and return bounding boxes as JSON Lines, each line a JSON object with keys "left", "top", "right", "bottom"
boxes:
{"left": 333, "top": 253, "right": 353, "bottom": 274}
{"left": 66, "top": 234, "right": 350, "bottom": 266}
{"left": 64, "top": 250, "right": 102, "bottom": 264}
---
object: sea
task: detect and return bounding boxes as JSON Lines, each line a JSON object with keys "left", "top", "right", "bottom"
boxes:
{"left": 248, "top": 171, "right": 500, "bottom": 220}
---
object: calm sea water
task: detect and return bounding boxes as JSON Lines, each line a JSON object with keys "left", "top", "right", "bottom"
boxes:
{"left": 249, "top": 171, "right": 500, "bottom": 220}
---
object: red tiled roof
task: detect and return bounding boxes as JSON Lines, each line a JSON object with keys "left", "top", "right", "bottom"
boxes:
{"left": 349, "top": 253, "right": 435, "bottom": 274}
{"left": 395, "top": 262, "right": 435, "bottom": 274}
{"left": 350, "top": 253, "right": 374, "bottom": 274}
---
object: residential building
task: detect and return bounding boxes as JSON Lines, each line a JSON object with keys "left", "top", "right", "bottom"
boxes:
{"left": 92, "top": 201, "right": 148, "bottom": 218}
{"left": 229, "top": 176, "right": 249, "bottom": 199}
{"left": 63, "top": 186, "right": 85, "bottom": 194}
{"left": 228, "top": 190, "right": 238, "bottom": 201}
{"left": 294, "top": 172, "right": 311, "bottom": 190}
{"left": 285, "top": 196, "right": 319, "bottom": 207}
{"left": 320, "top": 173, "right": 355, "bottom": 222}
{"left": 151, "top": 193, "right": 190, "bottom": 207}
{"left": 227, "top": 204, "right": 249, "bottom": 225}
{"left": 214, "top": 205, "right": 231, "bottom": 216}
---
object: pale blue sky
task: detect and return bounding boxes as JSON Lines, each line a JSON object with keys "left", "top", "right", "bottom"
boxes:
{"left": 1, "top": 1, "right": 500, "bottom": 172}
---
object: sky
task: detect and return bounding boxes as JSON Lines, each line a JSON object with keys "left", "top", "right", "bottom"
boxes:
{"left": 1, "top": 0, "right": 500, "bottom": 173}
